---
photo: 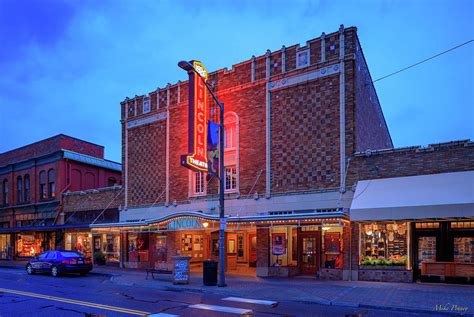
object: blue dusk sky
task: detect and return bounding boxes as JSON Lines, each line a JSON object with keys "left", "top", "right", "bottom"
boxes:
{"left": 0, "top": 0, "right": 473, "bottom": 162}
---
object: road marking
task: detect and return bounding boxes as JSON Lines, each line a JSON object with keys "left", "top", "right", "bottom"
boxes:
{"left": 222, "top": 297, "right": 278, "bottom": 306}
{"left": 0, "top": 287, "right": 150, "bottom": 316}
{"left": 189, "top": 303, "right": 252, "bottom": 315}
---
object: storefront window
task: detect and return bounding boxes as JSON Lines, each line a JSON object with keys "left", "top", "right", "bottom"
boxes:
{"left": 93, "top": 233, "right": 120, "bottom": 263}
{"left": 322, "top": 228, "right": 343, "bottom": 269}
{"left": 180, "top": 233, "right": 204, "bottom": 261}
{"left": 360, "top": 222, "right": 408, "bottom": 266}
{"left": 0, "top": 234, "right": 11, "bottom": 259}
{"left": 17, "top": 233, "right": 44, "bottom": 257}
{"left": 454, "top": 237, "right": 474, "bottom": 263}
{"left": 127, "top": 233, "right": 149, "bottom": 262}
{"left": 65, "top": 232, "right": 92, "bottom": 258}
{"left": 155, "top": 235, "right": 167, "bottom": 263}
{"left": 417, "top": 236, "right": 436, "bottom": 268}
{"left": 270, "top": 226, "right": 297, "bottom": 267}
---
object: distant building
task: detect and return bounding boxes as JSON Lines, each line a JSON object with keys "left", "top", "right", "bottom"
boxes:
{"left": 0, "top": 134, "right": 121, "bottom": 260}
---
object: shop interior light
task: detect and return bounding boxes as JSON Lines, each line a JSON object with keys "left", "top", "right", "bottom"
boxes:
{"left": 202, "top": 222, "right": 209, "bottom": 228}
{"left": 322, "top": 226, "right": 331, "bottom": 231}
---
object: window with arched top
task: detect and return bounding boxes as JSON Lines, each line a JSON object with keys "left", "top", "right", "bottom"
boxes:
{"left": 24, "top": 174, "right": 30, "bottom": 202}
{"left": 224, "top": 112, "right": 239, "bottom": 193}
{"left": 48, "top": 169, "right": 56, "bottom": 198}
{"left": 2, "top": 179, "right": 8, "bottom": 205}
{"left": 39, "top": 171, "right": 46, "bottom": 200}
{"left": 17, "top": 176, "right": 23, "bottom": 203}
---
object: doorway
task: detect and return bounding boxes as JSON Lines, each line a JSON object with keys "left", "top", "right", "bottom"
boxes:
{"left": 298, "top": 230, "right": 321, "bottom": 275}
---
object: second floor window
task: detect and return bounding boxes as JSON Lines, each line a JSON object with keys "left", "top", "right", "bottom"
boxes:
{"left": 224, "top": 125, "right": 236, "bottom": 150}
{"left": 24, "top": 174, "right": 30, "bottom": 202}
{"left": 193, "top": 171, "right": 206, "bottom": 195}
{"left": 39, "top": 171, "right": 46, "bottom": 200}
{"left": 17, "top": 176, "right": 23, "bottom": 203}
{"left": 48, "top": 169, "right": 56, "bottom": 198}
{"left": 2, "top": 179, "right": 8, "bottom": 205}
{"left": 225, "top": 166, "right": 237, "bottom": 192}
{"left": 143, "top": 97, "right": 151, "bottom": 113}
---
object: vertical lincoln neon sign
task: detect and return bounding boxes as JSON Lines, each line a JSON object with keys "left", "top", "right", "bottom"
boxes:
{"left": 181, "top": 61, "right": 209, "bottom": 172}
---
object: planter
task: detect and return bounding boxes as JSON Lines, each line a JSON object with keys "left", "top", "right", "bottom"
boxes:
{"left": 359, "top": 265, "right": 406, "bottom": 270}
{"left": 358, "top": 266, "right": 413, "bottom": 283}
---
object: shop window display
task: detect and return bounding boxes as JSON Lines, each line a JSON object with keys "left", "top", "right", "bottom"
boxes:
{"left": 454, "top": 237, "right": 474, "bottom": 263}
{"left": 322, "top": 229, "right": 343, "bottom": 269}
{"left": 127, "top": 233, "right": 149, "bottom": 262}
{"left": 94, "top": 233, "right": 120, "bottom": 263}
{"left": 270, "top": 226, "right": 297, "bottom": 267}
{"left": 155, "top": 235, "right": 167, "bottom": 263}
{"left": 360, "top": 223, "right": 407, "bottom": 266}
{"left": 17, "top": 233, "right": 44, "bottom": 257}
{"left": 65, "top": 232, "right": 92, "bottom": 258}
{"left": 0, "top": 234, "right": 11, "bottom": 259}
{"left": 180, "top": 233, "right": 204, "bottom": 261}
{"left": 417, "top": 236, "right": 436, "bottom": 269}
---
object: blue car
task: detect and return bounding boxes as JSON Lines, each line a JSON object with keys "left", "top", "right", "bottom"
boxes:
{"left": 26, "top": 250, "right": 93, "bottom": 277}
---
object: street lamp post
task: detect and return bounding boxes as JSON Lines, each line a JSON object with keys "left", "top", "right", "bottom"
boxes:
{"left": 178, "top": 61, "right": 226, "bottom": 287}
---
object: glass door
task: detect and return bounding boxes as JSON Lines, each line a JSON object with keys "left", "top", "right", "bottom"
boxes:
{"left": 299, "top": 231, "right": 320, "bottom": 275}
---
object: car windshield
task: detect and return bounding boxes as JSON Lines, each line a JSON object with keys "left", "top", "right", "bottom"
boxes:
{"left": 60, "top": 251, "right": 83, "bottom": 258}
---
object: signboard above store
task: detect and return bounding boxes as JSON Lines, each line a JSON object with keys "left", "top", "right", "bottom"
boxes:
{"left": 181, "top": 60, "right": 209, "bottom": 172}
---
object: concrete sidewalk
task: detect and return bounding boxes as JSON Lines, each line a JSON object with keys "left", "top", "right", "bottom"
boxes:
{"left": 2, "top": 261, "right": 473, "bottom": 316}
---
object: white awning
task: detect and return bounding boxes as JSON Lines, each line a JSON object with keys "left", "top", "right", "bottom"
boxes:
{"left": 350, "top": 171, "right": 474, "bottom": 221}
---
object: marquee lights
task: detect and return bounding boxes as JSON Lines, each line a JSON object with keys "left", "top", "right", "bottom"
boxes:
{"left": 181, "top": 61, "right": 209, "bottom": 172}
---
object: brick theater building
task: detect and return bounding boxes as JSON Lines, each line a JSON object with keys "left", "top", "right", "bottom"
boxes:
{"left": 92, "top": 25, "right": 393, "bottom": 278}
{"left": 91, "top": 25, "right": 473, "bottom": 282}
{"left": 0, "top": 135, "right": 121, "bottom": 260}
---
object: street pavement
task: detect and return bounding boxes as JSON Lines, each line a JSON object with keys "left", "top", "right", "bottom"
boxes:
{"left": 0, "top": 263, "right": 472, "bottom": 317}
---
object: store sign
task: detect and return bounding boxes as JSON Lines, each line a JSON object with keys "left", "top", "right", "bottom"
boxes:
{"left": 168, "top": 218, "right": 203, "bottom": 230}
{"left": 181, "top": 60, "right": 209, "bottom": 172}
{"left": 271, "top": 233, "right": 286, "bottom": 255}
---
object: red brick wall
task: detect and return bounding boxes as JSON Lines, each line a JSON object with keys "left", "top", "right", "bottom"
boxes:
{"left": 127, "top": 118, "right": 167, "bottom": 206}
{"left": 122, "top": 26, "right": 398, "bottom": 207}
{"left": 354, "top": 39, "right": 393, "bottom": 152}
{"left": 256, "top": 227, "right": 269, "bottom": 268}
{"left": 62, "top": 186, "right": 123, "bottom": 213}
{"left": 0, "top": 134, "right": 104, "bottom": 166}
{"left": 346, "top": 140, "right": 474, "bottom": 185}
{"left": 270, "top": 74, "right": 341, "bottom": 192}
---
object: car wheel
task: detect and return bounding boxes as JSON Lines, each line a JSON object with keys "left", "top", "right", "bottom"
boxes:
{"left": 26, "top": 264, "right": 34, "bottom": 275}
{"left": 51, "top": 266, "right": 60, "bottom": 277}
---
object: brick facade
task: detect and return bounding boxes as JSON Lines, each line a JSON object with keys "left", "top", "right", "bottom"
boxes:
{"left": 121, "top": 26, "right": 392, "bottom": 210}
{"left": 0, "top": 135, "right": 121, "bottom": 230}
{"left": 0, "top": 134, "right": 104, "bottom": 166}
{"left": 62, "top": 186, "right": 123, "bottom": 224}
{"left": 346, "top": 140, "right": 474, "bottom": 185}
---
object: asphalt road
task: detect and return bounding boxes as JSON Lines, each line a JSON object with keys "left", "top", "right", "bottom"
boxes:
{"left": 0, "top": 267, "right": 442, "bottom": 317}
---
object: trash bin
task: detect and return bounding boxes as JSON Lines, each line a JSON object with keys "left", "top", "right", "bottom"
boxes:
{"left": 203, "top": 260, "right": 218, "bottom": 286}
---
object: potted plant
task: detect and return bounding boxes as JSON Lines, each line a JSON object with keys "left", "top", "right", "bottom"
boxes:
{"left": 93, "top": 251, "right": 106, "bottom": 265}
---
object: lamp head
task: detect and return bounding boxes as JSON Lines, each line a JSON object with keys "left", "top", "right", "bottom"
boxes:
{"left": 178, "top": 60, "right": 194, "bottom": 72}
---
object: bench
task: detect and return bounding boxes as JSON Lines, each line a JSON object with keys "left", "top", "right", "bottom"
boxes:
{"left": 146, "top": 268, "right": 172, "bottom": 280}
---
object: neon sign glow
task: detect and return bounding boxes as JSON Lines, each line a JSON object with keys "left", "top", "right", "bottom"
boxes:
{"left": 181, "top": 61, "right": 209, "bottom": 172}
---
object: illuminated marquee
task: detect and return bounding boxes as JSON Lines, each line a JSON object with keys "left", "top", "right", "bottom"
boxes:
{"left": 181, "top": 61, "right": 209, "bottom": 172}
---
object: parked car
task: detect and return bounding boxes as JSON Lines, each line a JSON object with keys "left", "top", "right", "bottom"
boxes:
{"left": 26, "top": 250, "right": 93, "bottom": 277}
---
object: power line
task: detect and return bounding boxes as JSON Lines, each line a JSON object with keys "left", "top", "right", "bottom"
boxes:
{"left": 373, "top": 39, "right": 473, "bottom": 83}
